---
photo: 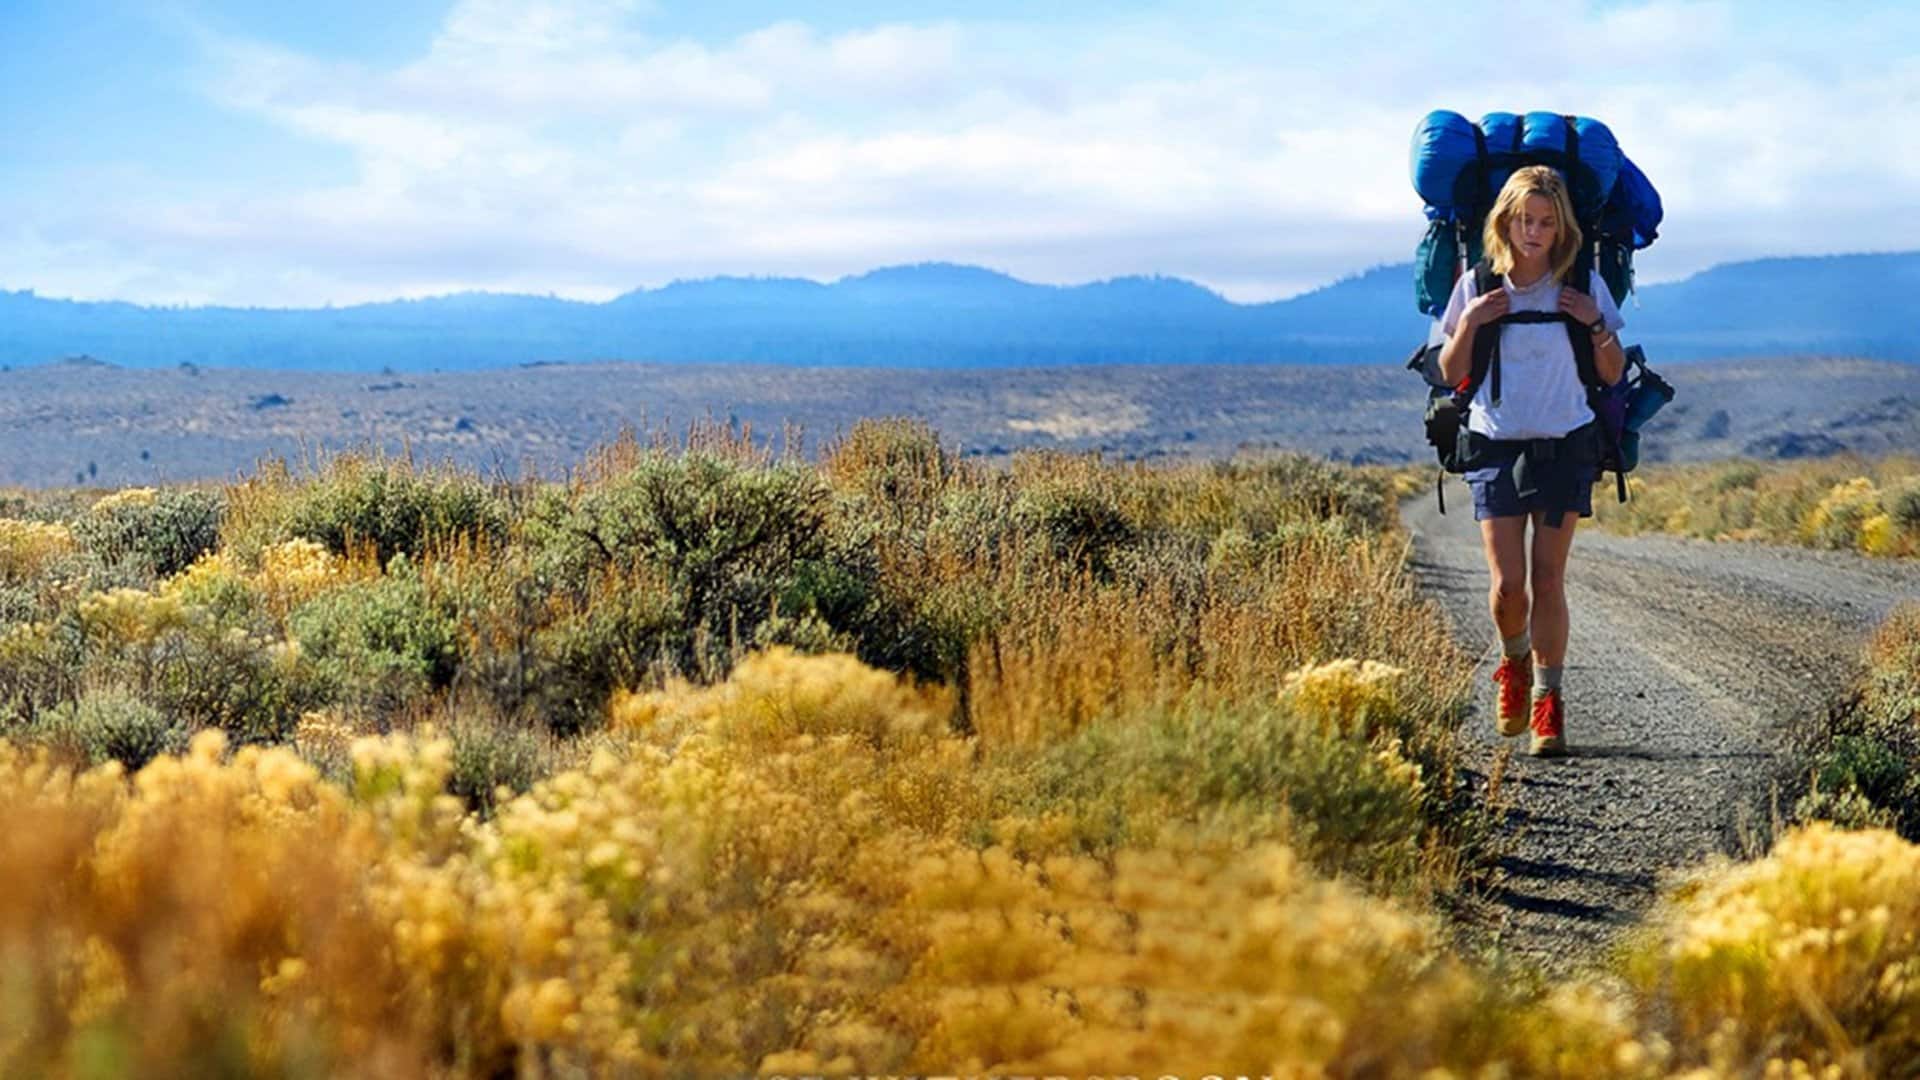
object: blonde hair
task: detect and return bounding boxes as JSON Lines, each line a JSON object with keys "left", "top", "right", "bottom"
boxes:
{"left": 1483, "top": 165, "right": 1584, "bottom": 281}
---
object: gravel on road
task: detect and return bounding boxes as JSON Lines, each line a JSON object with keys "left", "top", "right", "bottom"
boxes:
{"left": 1404, "top": 477, "right": 1920, "bottom": 974}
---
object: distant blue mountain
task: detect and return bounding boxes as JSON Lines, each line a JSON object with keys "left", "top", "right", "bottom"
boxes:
{"left": 2, "top": 254, "right": 1915, "bottom": 371}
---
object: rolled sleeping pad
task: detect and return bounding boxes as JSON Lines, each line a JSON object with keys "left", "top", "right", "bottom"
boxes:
{"left": 1478, "top": 111, "right": 1621, "bottom": 221}
{"left": 1410, "top": 110, "right": 1625, "bottom": 223}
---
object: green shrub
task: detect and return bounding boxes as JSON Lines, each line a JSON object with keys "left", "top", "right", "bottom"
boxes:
{"left": 522, "top": 576, "right": 681, "bottom": 734}
{"left": 1113, "top": 529, "right": 1213, "bottom": 614}
{"left": 155, "top": 627, "right": 308, "bottom": 746}
{"left": 0, "top": 583, "right": 36, "bottom": 628}
{"left": 1011, "top": 482, "right": 1137, "bottom": 578}
{"left": 922, "top": 485, "right": 1019, "bottom": 568}
{"left": 290, "top": 555, "right": 459, "bottom": 720}
{"left": 1886, "top": 476, "right": 1920, "bottom": 534}
{"left": 1812, "top": 734, "right": 1913, "bottom": 812}
{"left": 0, "top": 617, "right": 85, "bottom": 725}
{"left": 1709, "top": 461, "right": 1763, "bottom": 494}
{"left": 529, "top": 454, "right": 834, "bottom": 672}
{"left": 989, "top": 698, "right": 1432, "bottom": 891}
{"left": 770, "top": 519, "right": 905, "bottom": 661}
{"left": 447, "top": 722, "right": 544, "bottom": 817}
{"left": 283, "top": 460, "right": 506, "bottom": 564}
{"left": 71, "top": 489, "right": 225, "bottom": 580}
{"left": 822, "top": 418, "right": 957, "bottom": 514}
{"left": 1230, "top": 456, "right": 1393, "bottom": 535}
{"left": 1792, "top": 785, "right": 1898, "bottom": 832}
{"left": 34, "top": 690, "right": 185, "bottom": 770}
{"left": 750, "top": 610, "right": 857, "bottom": 656}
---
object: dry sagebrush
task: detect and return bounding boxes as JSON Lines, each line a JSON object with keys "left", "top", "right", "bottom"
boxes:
{"left": 8, "top": 646, "right": 1920, "bottom": 1075}
{"left": 1597, "top": 456, "right": 1920, "bottom": 557}
{"left": 0, "top": 650, "right": 1647, "bottom": 1078}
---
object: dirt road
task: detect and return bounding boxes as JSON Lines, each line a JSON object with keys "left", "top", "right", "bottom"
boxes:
{"left": 1405, "top": 479, "right": 1920, "bottom": 973}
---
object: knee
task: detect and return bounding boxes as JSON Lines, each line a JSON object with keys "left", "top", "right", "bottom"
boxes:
{"left": 1490, "top": 578, "right": 1528, "bottom": 610}
{"left": 1532, "top": 568, "right": 1566, "bottom": 599}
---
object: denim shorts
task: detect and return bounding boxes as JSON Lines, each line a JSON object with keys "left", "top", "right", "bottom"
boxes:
{"left": 1466, "top": 448, "right": 1596, "bottom": 523}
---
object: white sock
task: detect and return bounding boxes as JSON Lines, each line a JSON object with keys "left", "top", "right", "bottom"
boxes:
{"left": 1502, "top": 631, "right": 1531, "bottom": 659}
{"left": 1532, "top": 665, "right": 1563, "bottom": 699}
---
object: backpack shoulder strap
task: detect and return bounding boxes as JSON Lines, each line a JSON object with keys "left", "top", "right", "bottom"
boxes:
{"left": 1560, "top": 266, "right": 1603, "bottom": 392}
{"left": 1555, "top": 259, "right": 1626, "bottom": 500}
{"left": 1464, "top": 261, "right": 1503, "bottom": 403}
{"left": 1465, "top": 260, "right": 1607, "bottom": 404}
{"left": 1565, "top": 249, "right": 1596, "bottom": 298}
{"left": 1472, "top": 260, "right": 1499, "bottom": 299}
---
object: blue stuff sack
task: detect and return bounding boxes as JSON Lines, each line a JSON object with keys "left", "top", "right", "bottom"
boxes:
{"left": 1598, "top": 158, "right": 1663, "bottom": 250}
{"left": 1410, "top": 110, "right": 1627, "bottom": 224}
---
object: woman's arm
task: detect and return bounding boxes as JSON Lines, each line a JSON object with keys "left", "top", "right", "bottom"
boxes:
{"left": 1591, "top": 330, "right": 1626, "bottom": 386}
{"left": 1558, "top": 288, "right": 1626, "bottom": 385}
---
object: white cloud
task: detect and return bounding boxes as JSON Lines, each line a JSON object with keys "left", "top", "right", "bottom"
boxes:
{"left": 11, "top": 0, "right": 1920, "bottom": 306}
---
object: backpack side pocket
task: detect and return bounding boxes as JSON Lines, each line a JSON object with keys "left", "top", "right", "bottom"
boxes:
{"left": 1424, "top": 391, "right": 1467, "bottom": 471}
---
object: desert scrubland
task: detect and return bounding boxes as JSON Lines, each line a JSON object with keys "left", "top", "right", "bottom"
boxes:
{"left": 2, "top": 424, "right": 1919, "bottom": 1076}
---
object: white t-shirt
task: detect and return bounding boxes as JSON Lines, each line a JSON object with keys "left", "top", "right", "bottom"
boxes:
{"left": 1438, "top": 269, "right": 1625, "bottom": 440}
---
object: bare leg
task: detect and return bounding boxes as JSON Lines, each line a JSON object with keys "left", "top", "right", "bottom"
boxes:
{"left": 1478, "top": 516, "right": 1530, "bottom": 641}
{"left": 1528, "top": 510, "right": 1580, "bottom": 667}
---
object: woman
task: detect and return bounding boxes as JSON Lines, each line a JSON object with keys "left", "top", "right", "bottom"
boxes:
{"left": 1436, "top": 165, "right": 1626, "bottom": 757}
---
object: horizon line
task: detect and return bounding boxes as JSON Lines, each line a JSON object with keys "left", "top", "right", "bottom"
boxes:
{"left": 6, "top": 247, "right": 1915, "bottom": 314}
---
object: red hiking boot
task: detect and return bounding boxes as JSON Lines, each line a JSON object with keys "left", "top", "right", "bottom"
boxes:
{"left": 1530, "top": 689, "right": 1568, "bottom": 758}
{"left": 1491, "top": 655, "right": 1532, "bottom": 737}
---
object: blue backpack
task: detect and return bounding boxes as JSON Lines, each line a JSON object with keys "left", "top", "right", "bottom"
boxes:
{"left": 1405, "top": 111, "right": 1673, "bottom": 512}
{"left": 1410, "top": 110, "right": 1663, "bottom": 315}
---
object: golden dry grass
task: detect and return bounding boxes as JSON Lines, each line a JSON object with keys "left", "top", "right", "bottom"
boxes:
{"left": 1596, "top": 455, "right": 1920, "bottom": 557}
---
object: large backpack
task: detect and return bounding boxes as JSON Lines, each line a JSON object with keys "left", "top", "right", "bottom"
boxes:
{"left": 1406, "top": 110, "right": 1673, "bottom": 514}
{"left": 1405, "top": 260, "right": 1673, "bottom": 514}
{"left": 1411, "top": 110, "right": 1663, "bottom": 315}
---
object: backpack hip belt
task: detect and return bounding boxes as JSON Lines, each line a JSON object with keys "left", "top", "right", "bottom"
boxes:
{"left": 1459, "top": 423, "right": 1602, "bottom": 528}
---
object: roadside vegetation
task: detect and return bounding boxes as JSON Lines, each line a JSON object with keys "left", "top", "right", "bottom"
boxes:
{"left": 4, "top": 424, "right": 1920, "bottom": 1076}
{"left": 1784, "top": 602, "right": 1920, "bottom": 835}
{"left": 1595, "top": 455, "right": 1920, "bottom": 556}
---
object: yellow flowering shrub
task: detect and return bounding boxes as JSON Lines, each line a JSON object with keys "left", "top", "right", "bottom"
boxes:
{"left": 1627, "top": 823, "right": 1920, "bottom": 1075}
{"left": 612, "top": 646, "right": 955, "bottom": 748}
{"left": 1801, "top": 477, "right": 1881, "bottom": 550}
{"left": 1598, "top": 457, "right": 1920, "bottom": 557}
{"left": 0, "top": 733, "right": 432, "bottom": 1076}
{"left": 157, "top": 550, "right": 261, "bottom": 625}
{"left": 1859, "top": 512, "right": 1903, "bottom": 556}
{"left": 430, "top": 670, "right": 1637, "bottom": 1077}
{"left": 76, "top": 587, "right": 191, "bottom": 647}
{"left": 44, "top": 647, "right": 1920, "bottom": 1076}
{"left": 1278, "top": 657, "right": 1405, "bottom": 738}
{"left": 161, "top": 549, "right": 242, "bottom": 598}
{"left": 454, "top": 651, "right": 1627, "bottom": 1073}
{"left": 89, "top": 487, "right": 158, "bottom": 514}
{"left": 0, "top": 518, "right": 74, "bottom": 582}
{"left": 295, "top": 707, "right": 360, "bottom": 758}
{"left": 257, "top": 537, "right": 350, "bottom": 615}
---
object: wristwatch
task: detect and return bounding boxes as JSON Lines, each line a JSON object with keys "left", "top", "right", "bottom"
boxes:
{"left": 1587, "top": 317, "right": 1608, "bottom": 336}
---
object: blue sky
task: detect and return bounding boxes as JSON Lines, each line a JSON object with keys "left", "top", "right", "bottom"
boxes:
{"left": 5, "top": 0, "right": 1919, "bottom": 306}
